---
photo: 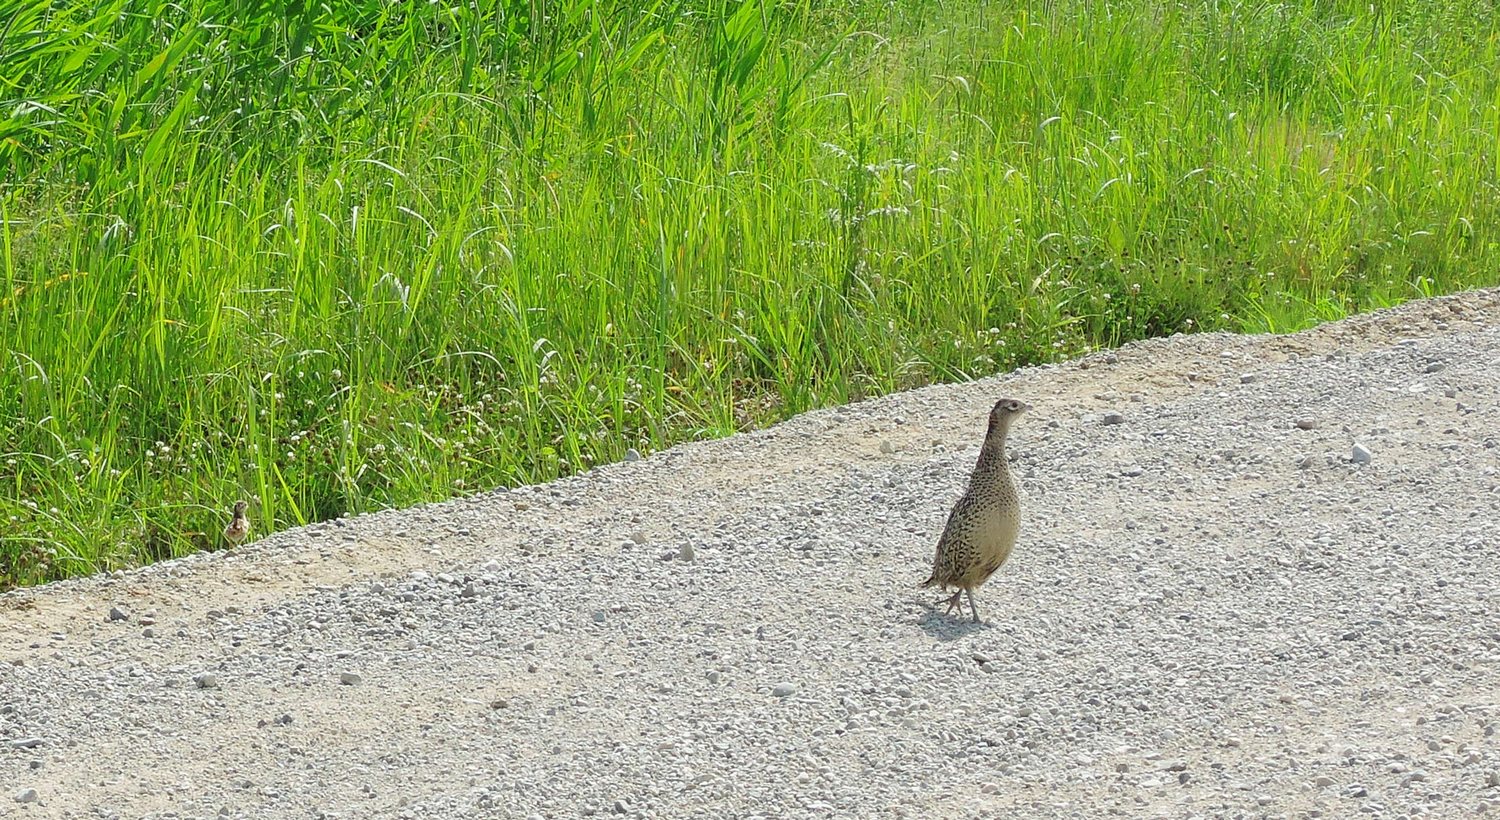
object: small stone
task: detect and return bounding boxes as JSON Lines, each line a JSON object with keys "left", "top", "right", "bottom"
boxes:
{"left": 1352, "top": 443, "right": 1372, "bottom": 464}
{"left": 142, "top": 628, "right": 156, "bottom": 638}
{"left": 8, "top": 738, "right": 42, "bottom": 750}
{"left": 1240, "top": 373, "right": 1255, "bottom": 384}
{"left": 1016, "top": 706, "right": 1034, "bottom": 717}
{"left": 1425, "top": 362, "right": 1445, "bottom": 373}
{"left": 980, "top": 783, "right": 1000, "bottom": 794}
{"left": 706, "top": 671, "right": 721, "bottom": 684}
{"left": 1487, "top": 770, "right": 1500, "bottom": 788}
{"left": 1102, "top": 412, "right": 1125, "bottom": 426}
{"left": 771, "top": 682, "right": 797, "bottom": 698}
{"left": 624, "top": 448, "right": 642, "bottom": 462}
{"left": 592, "top": 610, "right": 607, "bottom": 623}
{"left": 1120, "top": 465, "right": 1144, "bottom": 477}
{"left": 194, "top": 673, "right": 219, "bottom": 689}
{"left": 492, "top": 699, "right": 509, "bottom": 710}
{"left": 14, "top": 789, "right": 38, "bottom": 804}
{"left": 107, "top": 606, "right": 129, "bottom": 622}
{"left": 1295, "top": 418, "right": 1317, "bottom": 430}
{"left": 460, "top": 582, "right": 477, "bottom": 598}
{"left": 1315, "top": 776, "right": 1335, "bottom": 787}
{"left": 339, "top": 672, "right": 362, "bottom": 686}
{"left": 879, "top": 440, "right": 895, "bottom": 455}
{"left": 678, "top": 543, "right": 695, "bottom": 562}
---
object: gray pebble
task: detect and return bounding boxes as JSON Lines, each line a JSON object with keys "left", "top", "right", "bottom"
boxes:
{"left": 624, "top": 448, "right": 642, "bottom": 462}
{"left": 592, "top": 610, "right": 607, "bottom": 623}
{"left": 1240, "top": 373, "right": 1255, "bottom": 384}
{"left": 339, "top": 672, "right": 363, "bottom": 686}
{"left": 1425, "top": 362, "right": 1445, "bottom": 373}
{"left": 6, "top": 298, "right": 1499, "bottom": 818}
{"left": 14, "top": 789, "right": 38, "bottom": 804}
{"left": 1352, "top": 443, "right": 1373, "bottom": 464}
{"left": 8, "top": 738, "right": 42, "bottom": 750}
{"left": 107, "top": 606, "right": 129, "bottom": 622}
{"left": 1102, "top": 412, "right": 1125, "bottom": 425}
{"left": 1296, "top": 418, "right": 1317, "bottom": 430}
{"left": 194, "top": 673, "right": 219, "bottom": 690}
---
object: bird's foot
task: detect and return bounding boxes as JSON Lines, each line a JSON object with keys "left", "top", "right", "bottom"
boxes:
{"left": 941, "top": 591, "right": 964, "bottom": 618}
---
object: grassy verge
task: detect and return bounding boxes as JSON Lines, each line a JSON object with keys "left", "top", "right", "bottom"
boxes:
{"left": 3, "top": 0, "right": 1498, "bottom": 587}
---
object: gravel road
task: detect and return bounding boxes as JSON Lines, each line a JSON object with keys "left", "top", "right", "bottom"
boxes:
{"left": 3, "top": 290, "right": 1499, "bottom": 819}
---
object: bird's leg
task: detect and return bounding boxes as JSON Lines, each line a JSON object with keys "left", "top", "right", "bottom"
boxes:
{"left": 941, "top": 590, "right": 964, "bottom": 618}
{"left": 966, "top": 588, "right": 980, "bottom": 623}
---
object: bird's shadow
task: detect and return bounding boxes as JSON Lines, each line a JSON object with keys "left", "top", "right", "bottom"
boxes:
{"left": 914, "top": 600, "right": 995, "bottom": 641}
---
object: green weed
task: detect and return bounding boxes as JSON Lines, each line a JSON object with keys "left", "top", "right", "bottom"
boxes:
{"left": 2, "top": 0, "right": 1498, "bottom": 586}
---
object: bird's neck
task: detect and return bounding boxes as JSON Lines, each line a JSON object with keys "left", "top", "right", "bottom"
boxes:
{"left": 974, "top": 436, "right": 1009, "bottom": 475}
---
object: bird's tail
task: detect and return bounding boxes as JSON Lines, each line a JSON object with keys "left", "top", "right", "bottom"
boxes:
{"left": 918, "top": 573, "right": 939, "bottom": 589}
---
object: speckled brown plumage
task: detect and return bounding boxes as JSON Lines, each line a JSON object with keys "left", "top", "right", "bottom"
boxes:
{"left": 921, "top": 397, "right": 1030, "bottom": 622}
{"left": 224, "top": 500, "right": 250, "bottom": 546}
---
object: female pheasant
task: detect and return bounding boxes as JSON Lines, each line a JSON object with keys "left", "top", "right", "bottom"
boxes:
{"left": 921, "top": 397, "right": 1030, "bottom": 622}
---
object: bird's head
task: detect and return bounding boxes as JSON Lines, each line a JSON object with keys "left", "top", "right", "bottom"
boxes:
{"left": 986, "top": 397, "right": 1031, "bottom": 437}
{"left": 232, "top": 500, "right": 248, "bottom": 516}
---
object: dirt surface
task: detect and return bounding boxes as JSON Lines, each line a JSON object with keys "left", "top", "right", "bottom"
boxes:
{"left": 3, "top": 290, "right": 1499, "bottom": 819}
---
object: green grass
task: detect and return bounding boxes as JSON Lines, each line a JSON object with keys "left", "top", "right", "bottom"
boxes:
{"left": 3, "top": 0, "right": 1498, "bottom": 587}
